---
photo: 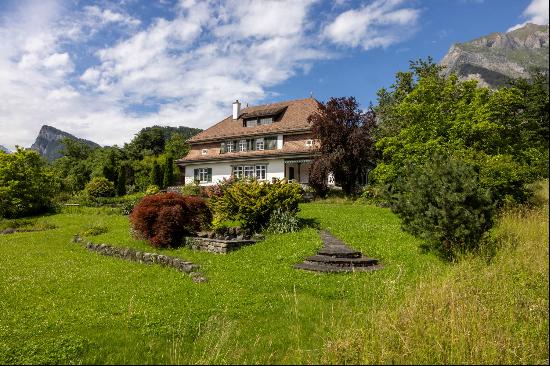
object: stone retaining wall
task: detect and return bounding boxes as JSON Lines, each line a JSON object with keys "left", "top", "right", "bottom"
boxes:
{"left": 183, "top": 237, "right": 258, "bottom": 254}
{"left": 83, "top": 242, "right": 207, "bottom": 282}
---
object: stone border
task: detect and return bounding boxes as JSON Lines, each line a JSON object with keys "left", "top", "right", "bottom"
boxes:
{"left": 183, "top": 236, "right": 258, "bottom": 254}
{"left": 80, "top": 240, "right": 207, "bottom": 282}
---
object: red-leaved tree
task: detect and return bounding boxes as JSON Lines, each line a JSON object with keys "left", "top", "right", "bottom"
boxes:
{"left": 308, "top": 97, "right": 378, "bottom": 196}
{"left": 129, "top": 192, "right": 211, "bottom": 248}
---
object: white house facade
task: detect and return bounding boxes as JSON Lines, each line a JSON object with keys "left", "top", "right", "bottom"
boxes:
{"left": 176, "top": 98, "right": 322, "bottom": 186}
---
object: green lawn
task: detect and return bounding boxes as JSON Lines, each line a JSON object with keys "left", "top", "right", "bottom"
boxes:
{"left": 0, "top": 196, "right": 547, "bottom": 364}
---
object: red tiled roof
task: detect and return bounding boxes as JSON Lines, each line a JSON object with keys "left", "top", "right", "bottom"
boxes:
{"left": 188, "top": 98, "right": 319, "bottom": 143}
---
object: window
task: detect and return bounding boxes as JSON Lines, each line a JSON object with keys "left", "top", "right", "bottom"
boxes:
{"left": 239, "top": 140, "right": 247, "bottom": 152}
{"left": 255, "top": 138, "right": 264, "bottom": 151}
{"left": 245, "top": 119, "right": 257, "bottom": 127}
{"left": 264, "top": 136, "right": 277, "bottom": 150}
{"left": 232, "top": 166, "right": 243, "bottom": 178}
{"left": 227, "top": 141, "right": 235, "bottom": 152}
{"left": 255, "top": 165, "right": 267, "bottom": 180}
{"left": 244, "top": 165, "right": 254, "bottom": 178}
{"left": 305, "top": 139, "right": 313, "bottom": 147}
{"left": 259, "top": 117, "right": 273, "bottom": 125}
{"left": 201, "top": 148, "right": 208, "bottom": 155}
{"left": 194, "top": 168, "right": 212, "bottom": 183}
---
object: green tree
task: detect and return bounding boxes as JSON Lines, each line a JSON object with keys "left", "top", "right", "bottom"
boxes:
{"left": 116, "top": 166, "right": 126, "bottom": 196}
{"left": 372, "top": 58, "right": 548, "bottom": 205}
{"left": 163, "top": 155, "right": 174, "bottom": 188}
{"left": 165, "top": 133, "right": 190, "bottom": 160}
{"left": 388, "top": 153, "right": 494, "bottom": 259}
{"left": 0, "top": 148, "right": 59, "bottom": 218}
{"left": 150, "top": 160, "right": 163, "bottom": 188}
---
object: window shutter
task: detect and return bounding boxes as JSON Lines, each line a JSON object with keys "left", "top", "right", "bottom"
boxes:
{"left": 194, "top": 169, "right": 199, "bottom": 181}
{"left": 207, "top": 168, "right": 212, "bottom": 182}
{"left": 248, "top": 139, "right": 254, "bottom": 151}
{"left": 220, "top": 142, "right": 226, "bottom": 154}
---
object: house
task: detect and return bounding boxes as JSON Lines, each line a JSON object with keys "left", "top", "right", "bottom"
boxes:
{"left": 176, "top": 98, "right": 325, "bottom": 186}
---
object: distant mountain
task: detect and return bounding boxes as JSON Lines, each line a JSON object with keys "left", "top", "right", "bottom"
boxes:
{"left": 0, "top": 145, "right": 10, "bottom": 154}
{"left": 30, "top": 125, "right": 100, "bottom": 161}
{"left": 440, "top": 23, "right": 549, "bottom": 88}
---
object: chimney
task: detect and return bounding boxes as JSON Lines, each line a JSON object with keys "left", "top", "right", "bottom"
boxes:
{"left": 232, "top": 100, "right": 241, "bottom": 120}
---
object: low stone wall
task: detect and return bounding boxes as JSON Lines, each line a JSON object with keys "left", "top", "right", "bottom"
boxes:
{"left": 183, "top": 237, "right": 258, "bottom": 254}
{"left": 83, "top": 242, "right": 207, "bottom": 282}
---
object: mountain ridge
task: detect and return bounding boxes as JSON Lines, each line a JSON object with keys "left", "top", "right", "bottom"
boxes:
{"left": 30, "top": 125, "right": 101, "bottom": 161}
{"left": 440, "top": 23, "right": 549, "bottom": 88}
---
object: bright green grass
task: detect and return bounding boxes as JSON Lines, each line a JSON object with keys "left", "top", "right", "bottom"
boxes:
{"left": 0, "top": 203, "right": 445, "bottom": 364}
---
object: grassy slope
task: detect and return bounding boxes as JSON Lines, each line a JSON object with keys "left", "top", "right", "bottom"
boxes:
{"left": 333, "top": 182, "right": 548, "bottom": 365}
{"left": 1, "top": 185, "right": 547, "bottom": 364}
{"left": 0, "top": 203, "right": 443, "bottom": 364}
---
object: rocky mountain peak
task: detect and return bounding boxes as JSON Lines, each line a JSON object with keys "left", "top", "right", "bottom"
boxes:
{"left": 440, "top": 23, "right": 549, "bottom": 88}
{"left": 30, "top": 125, "right": 100, "bottom": 161}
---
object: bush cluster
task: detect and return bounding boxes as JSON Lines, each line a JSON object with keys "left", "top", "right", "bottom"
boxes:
{"left": 0, "top": 148, "right": 59, "bottom": 218}
{"left": 129, "top": 192, "right": 211, "bottom": 248}
{"left": 209, "top": 179, "right": 302, "bottom": 232}
{"left": 84, "top": 177, "right": 115, "bottom": 198}
{"left": 388, "top": 154, "right": 495, "bottom": 258}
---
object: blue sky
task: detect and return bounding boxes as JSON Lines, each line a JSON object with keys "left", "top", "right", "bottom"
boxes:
{"left": 0, "top": 0, "right": 547, "bottom": 149}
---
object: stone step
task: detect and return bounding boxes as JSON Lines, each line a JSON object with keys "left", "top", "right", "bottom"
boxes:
{"left": 294, "top": 262, "right": 383, "bottom": 273}
{"left": 317, "top": 245, "right": 362, "bottom": 258}
{"left": 304, "top": 255, "right": 379, "bottom": 267}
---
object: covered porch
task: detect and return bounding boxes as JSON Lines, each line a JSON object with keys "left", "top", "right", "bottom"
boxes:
{"left": 284, "top": 158, "right": 312, "bottom": 185}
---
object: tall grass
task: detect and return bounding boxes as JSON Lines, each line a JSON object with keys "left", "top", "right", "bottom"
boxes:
{"left": 323, "top": 181, "right": 549, "bottom": 364}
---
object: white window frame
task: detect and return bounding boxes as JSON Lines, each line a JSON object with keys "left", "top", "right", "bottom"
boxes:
{"left": 259, "top": 117, "right": 273, "bottom": 125}
{"left": 227, "top": 141, "right": 235, "bottom": 152}
{"left": 243, "top": 165, "right": 254, "bottom": 179}
{"left": 198, "top": 168, "right": 209, "bottom": 183}
{"left": 239, "top": 139, "right": 247, "bottom": 152}
{"left": 201, "top": 148, "right": 208, "bottom": 155}
{"left": 246, "top": 119, "right": 257, "bottom": 128}
{"left": 305, "top": 139, "right": 313, "bottom": 147}
{"left": 255, "top": 138, "right": 264, "bottom": 151}
{"left": 255, "top": 165, "right": 267, "bottom": 180}
{"left": 232, "top": 166, "right": 244, "bottom": 178}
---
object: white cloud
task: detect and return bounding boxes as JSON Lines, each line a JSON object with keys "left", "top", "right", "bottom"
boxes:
{"left": 323, "top": 0, "right": 420, "bottom": 50}
{"left": 508, "top": 0, "right": 549, "bottom": 31}
{"left": 0, "top": 0, "right": 423, "bottom": 150}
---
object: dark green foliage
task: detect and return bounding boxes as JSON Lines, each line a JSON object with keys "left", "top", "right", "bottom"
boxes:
{"left": 209, "top": 179, "right": 303, "bottom": 232}
{"left": 84, "top": 177, "right": 115, "bottom": 198}
{"left": 389, "top": 154, "right": 495, "bottom": 258}
{"left": 150, "top": 160, "right": 163, "bottom": 188}
{"left": 163, "top": 156, "right": 174, "bottom": 188}
{"left": 265, "top": 208, "right": 300, "bottom": 234}
{"left": 116, "top": 167, "right": 126, "bottom": 196}
{"left": 124, "top": 126, "right": 201, "bottom": 160}
{"left": 0, "top": 148, "right": 59, "bottom": 218}
{"left": 129, "top": 193, "right": 211, "bottom": 248}
{"left": 308, "top": 96, "right": 377, "bottom": 196}
{"left": 164, "top": 132, "right": 190, "bottom": 159}
{"left": 373, "top": 58, "right": 549, "bottom": 206}
{"left": 180, "top": 183, "right": 201, "bottom": 196}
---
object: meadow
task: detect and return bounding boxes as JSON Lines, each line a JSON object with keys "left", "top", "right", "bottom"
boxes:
{"left": 0, "top": 183, "right": 547, "bottom": 364}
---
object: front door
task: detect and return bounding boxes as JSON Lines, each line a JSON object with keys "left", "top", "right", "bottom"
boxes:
{"left": 288, "top": 166, "right": 295, "bottom": 181}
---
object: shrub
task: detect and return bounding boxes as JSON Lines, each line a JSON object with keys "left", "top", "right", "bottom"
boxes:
{"left": 356, "top": 185, "right": 388, "bottom": 207}
{"left": 129, "top": 192, "right": 211, "bottom": 248}
{"left": 84, "top": 177, "right": 115, "bottom": 198}
{"left": 0, "top": 148, "right": 59, "bottom": 218}
{"left": 388, "top": 154, "right": 495, "bottom": 259}
{"left": 81, "top": 225, "right": 109, "bottom": 237}
{"left": 209, "top": 179, "right": 302, "bottom": 232}
{"left": 180, "top": 183, "right": 201, "bottom": 196}
{"left": 265, "top": 208, "right": 300, "bottom": 234}
{"left": 145, "top": 185, "right": 160, "bottom": 195}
